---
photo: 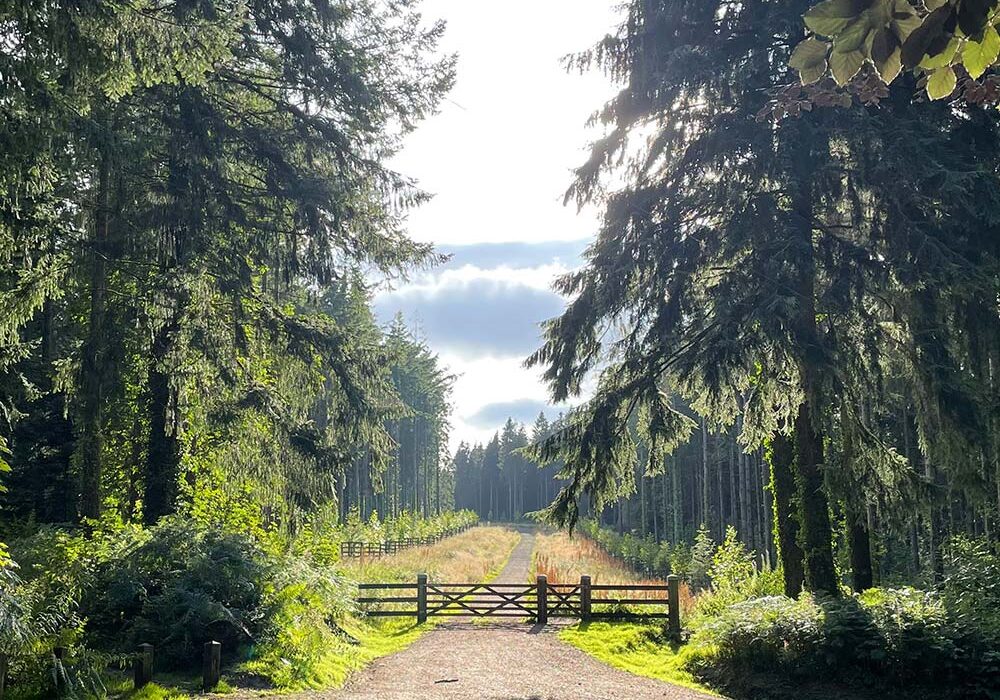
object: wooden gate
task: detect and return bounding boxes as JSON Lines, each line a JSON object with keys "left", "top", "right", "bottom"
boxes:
{"left": 358, "top": 574, "right": 682, "bottom": 634}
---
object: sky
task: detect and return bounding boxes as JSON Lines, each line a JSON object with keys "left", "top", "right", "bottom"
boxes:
{"left": 376, "top": 0, "right": 622, "bottom": 450}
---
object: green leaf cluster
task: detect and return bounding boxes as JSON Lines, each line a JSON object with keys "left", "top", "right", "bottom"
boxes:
{"left": 795, "top": 0, "right": 1000, "bottom": 98}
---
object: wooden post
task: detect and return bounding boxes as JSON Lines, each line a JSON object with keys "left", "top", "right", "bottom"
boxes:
{"left": 536, "top": 574, "right": 548, "bottom": 625}
{"left": 134, "top": 643, "right": 154, "bottom": 689}
{"left": 53, "top": 647, "right": 66, "bottom": 693}
{"left": 667, "top": 575, "right": 681, "bottom": 638}
{"left": 203, "top": 641, "right": 221, "bottom": 691}
{"left": 417, "top": 573, "right": 428, "bottom": 624}
{"left": 1, "top": 651, "right": 7, "bottom": 699}
{"left": 580, "top": 575, "right": 591, "bottom": 621}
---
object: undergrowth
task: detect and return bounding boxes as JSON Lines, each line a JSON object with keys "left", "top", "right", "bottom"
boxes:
{"left": 558, "top": 525, "right": 1000, "bottom": 700}
{"left": 0, "top": 511, "right": 502, "bottom": 698}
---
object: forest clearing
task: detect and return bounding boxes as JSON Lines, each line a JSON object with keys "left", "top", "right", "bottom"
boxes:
{"left": 2, "top": 0, "right": 999, "bottom": 698}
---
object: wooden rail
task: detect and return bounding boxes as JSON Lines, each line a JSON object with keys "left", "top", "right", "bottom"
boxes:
{"left": 340, "top": 523, "right": 473, "bottom": 558}
{"left": 357, "top": 574, "right": 683, "bottom": 635}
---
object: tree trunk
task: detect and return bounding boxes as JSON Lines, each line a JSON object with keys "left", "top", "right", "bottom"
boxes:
{"left": 789, "top": 125, "right": 838, "bottom": 596}
{"left": 144, "top": 322, "right": 181, "bottom": 525}
{"left": 793, "top": 403, "right": 839, "bottom": 595}
{"left": 701, "top": 416, "right": 709, "bottom": 529}
{"left": 848, "top": 509, "right": 874, "bottom": 592}
{"left": 79, "top": 131, "right": 113, "bottom": 522}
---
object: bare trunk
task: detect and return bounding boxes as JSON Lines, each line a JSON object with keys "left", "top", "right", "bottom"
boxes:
{"left": 79, "top": 135, "right": 113, "bottom": 522}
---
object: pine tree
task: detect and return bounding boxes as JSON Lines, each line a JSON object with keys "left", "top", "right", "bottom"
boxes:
{"left": 527, "top": 0, "right": 999, "bottom": 594}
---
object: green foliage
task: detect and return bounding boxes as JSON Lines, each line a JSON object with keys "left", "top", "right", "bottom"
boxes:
{"left": 83, "top": 518, "right": 270, "bottom": 668}
{"left": 338, "top": 509, "right": 478, "bottom": 544}
{"left": 1, "top": 508, "right": 474, "bottom": 695}
{"left": 687, "top": 588, "right": 1000, "bottom": 698}
{"left": 708, "top": 528, "right": 762, "bottom": 594}
{"left": 688, "top": 526, "right": 716, "bottom": 592}
{"left": 796, "top": 0, "right": 1000, "bottom": 97}
{"left": 245, "top": 553, "right": 354, "bottom": 689}
{"left": 939, "top": 535, "right": 1000, "bottom": 633}
{"left": 689, "top": 527, "right": 784, "bottom": 619}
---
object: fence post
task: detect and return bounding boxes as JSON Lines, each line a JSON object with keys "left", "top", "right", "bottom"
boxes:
{"left": 134, "top": 643, "right": 154, "bottom": 689}
{"left": 580, "top": 575, "right": 591, "bottom": 622}
{"left": 417, "top": 573, "right": 428, "bottom": 624}
{"left": 536, "top": 574, "right": 548, "bottom": 625}
{"left": 203, "top": 641, "right": 221, "bottom": 691}
{"left": 53, "top": 647, "right": 67, "bottom": 693}
{"left": 1, "top": 652, "right": 7, "bottom": 699}
{"left": 667, "top": 575, "right": 681, "bottom": 638}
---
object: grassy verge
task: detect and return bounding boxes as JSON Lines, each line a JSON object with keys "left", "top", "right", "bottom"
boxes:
{"left": 531, "top": 530, "right": 715, "bottom": 694}
{"left": 558, "top": 621, "right": 715, "bottom": 696}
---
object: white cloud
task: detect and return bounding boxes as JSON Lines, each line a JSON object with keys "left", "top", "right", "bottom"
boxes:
{"left": 379, "top": 0, "right": 621, "bottom": 449}
{"left": 390, "top": 0, "right": 619, "bottom": 246}
{"left": 388, "top": 262, "right": 572, "bottom": 296}
{"left": 441, "top": 353, "right": 577, "bottom": 449}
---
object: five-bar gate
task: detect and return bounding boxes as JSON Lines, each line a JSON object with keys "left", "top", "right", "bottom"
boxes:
{"left": 358, "top": 574, "right": 682, "bottom": 635}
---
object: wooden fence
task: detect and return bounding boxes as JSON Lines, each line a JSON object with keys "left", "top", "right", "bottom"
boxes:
{"left": 340, "top": 523, "right": 473, "bottom": 558}
{"left": 357, "top": 573, "right": 683, "bottom": 635}
{"left": 0, "top": 641, "right": 222, "bottom": 699}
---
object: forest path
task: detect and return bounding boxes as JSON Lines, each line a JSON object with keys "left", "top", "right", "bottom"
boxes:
{"left": 288, "top": 525, "right": 715, "bottom": 700}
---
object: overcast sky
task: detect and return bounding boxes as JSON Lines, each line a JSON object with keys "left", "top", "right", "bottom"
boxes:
{"left": 378, "top": 0, "right": 621, "bottom": 450}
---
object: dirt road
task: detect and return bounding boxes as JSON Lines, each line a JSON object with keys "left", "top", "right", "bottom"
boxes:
{"left": 285, "top": 527, "right": 715, "bottom": 700}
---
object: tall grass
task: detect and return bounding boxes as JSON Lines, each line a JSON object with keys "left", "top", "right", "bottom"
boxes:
{"left": 346, "top": 525, "right": 521, "bottom": 583}
{"left": 532, "top": 531, "right": 695, "bottom": 609}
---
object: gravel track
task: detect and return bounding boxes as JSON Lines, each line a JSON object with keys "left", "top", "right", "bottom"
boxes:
{"left": 275, "top": 525, "right": 716, "bottom": 700}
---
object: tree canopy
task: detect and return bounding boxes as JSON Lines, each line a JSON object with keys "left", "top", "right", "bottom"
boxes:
{"left": 0, "top": 0, "right": 455, "bottom": 528}
{"left": 529, "top": 0, "right": 1000, "bottom": 596}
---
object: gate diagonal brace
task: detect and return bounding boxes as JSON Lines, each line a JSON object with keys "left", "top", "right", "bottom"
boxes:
{"left": 427, "top": 585, "right": 536, "bottom": 616}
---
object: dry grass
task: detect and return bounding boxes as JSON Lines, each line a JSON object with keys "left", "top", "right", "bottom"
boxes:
{"left": 532, "top": 531, "right": 695, "bottom": 611}
{"left": 344, "top": 525, "right": 520, "bottom": 583}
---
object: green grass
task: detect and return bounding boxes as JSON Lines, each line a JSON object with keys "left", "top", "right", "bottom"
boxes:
{"left": 101, "top": 670, "right": 234, "bottom": 699}
{"left": 558, "top": 621, "right": 718, "bottom": 696}
{"left": 122, "top": 684, "right": 192, "bottom": 700}
{"left": 285, "top": 615, "right": 436, "bottom": 689}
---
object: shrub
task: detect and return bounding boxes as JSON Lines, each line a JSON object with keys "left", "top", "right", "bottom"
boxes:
{"left": 246, "top": 552, "right": 355, "bottom": 688}
{"left": 691, "top": 527, "right": 783, "bottom": 618}
{"left": 83, "top": 517, "right": 271, "bottom": 668}
{"left": 687, "top": 525, "right": 715, "bottom": 591}
{"left": 939, "top": 535, "right": 1000, "bottom": 634}
{"left": 686, "top": 587, "right": 1000, "bottom": 698}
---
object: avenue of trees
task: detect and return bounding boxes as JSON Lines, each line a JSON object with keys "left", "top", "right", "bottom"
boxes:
{"left": 530, "top": 0, "right": 999, "bottom": 599}
{"left": 0, "top": 1, "right": 455, "bottom": 533}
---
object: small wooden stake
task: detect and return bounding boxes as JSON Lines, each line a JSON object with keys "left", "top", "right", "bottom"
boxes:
{"left": 536, "top": 574, "right": 548, "bottom": 625}
{"left": 53, "top": 647, "right": 66, "bottom": 693}
{"left": 580, "top": 575, "right": 592, "bottom": 621}
{"left": 1, "top": 651, "right": 8, "bottom": 700}
{"left": 667, "top": 575, "right": 681, "bottom": 638}
{"left": 416, "top": 573, "right": 428, "bottom": 624}
{"left": 203, "top": 641, "right": 221, "bottom": 691}
{"left": 134, "top": 643, "right": 154, "bottom": 689}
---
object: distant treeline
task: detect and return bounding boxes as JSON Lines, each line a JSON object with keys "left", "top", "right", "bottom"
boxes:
{"left": 454, "top": 409, "right": 774, "bottom": 560}
{"left": 452, "top": 415, "right": 562, "bottom": 522}
{"left": 462, "top": 391, "right": 992, "bottom": 587}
